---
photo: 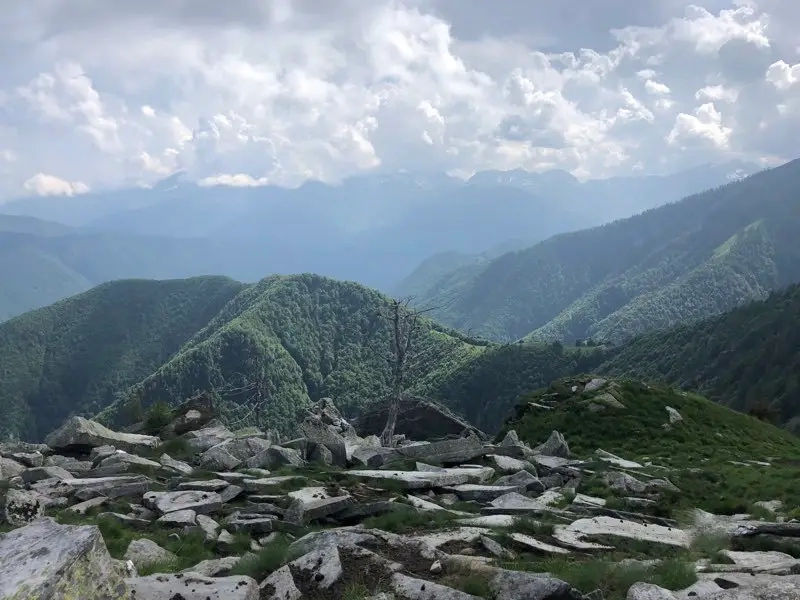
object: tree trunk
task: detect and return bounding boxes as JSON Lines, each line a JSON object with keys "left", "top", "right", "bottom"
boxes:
{"left": 380, "top": 395, "right": 400, "bottom": 447}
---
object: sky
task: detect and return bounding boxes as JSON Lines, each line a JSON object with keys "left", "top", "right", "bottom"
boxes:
{"left": 0, "top": 0, "right": 798, "bottom": 199}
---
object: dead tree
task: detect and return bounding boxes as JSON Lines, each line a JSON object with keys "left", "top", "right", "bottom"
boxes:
{"left": 379, "top": 297, "right": 439, "bottom": 447}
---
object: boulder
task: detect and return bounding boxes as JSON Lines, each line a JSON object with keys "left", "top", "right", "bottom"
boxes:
{"left": 185, "top": 556, "right": 241, "bottom": 577}
{"left": 183, "top": 425, "right": 235, "bottom": 452}
{"left": 65, "top": 475, "right": 151, "bottom": 500}
{"left": 5, "top": 451, "right": 44, "bottom": 468}
{"left": 3, "top": 488, "right": 46, "bottom": 526}
{"left": 299, "top": 416, "right": 348, "bottom": 467}
{"left": 143, "top": 490, "right": 223, "bottom": 515}
{"left": 489, "top": 569, "right": 584, "bottom": 599}
{"left": 0, "top": 518, "right": 129, "bottom": 599}
{"left": 499, "top": 430, "right": 524, "bottom": 447}
{"left": 285, "top": 487, "right": 355, "bottom": 523}
{"left": 487, "top": 454, "right": 537, "bottom": 474}
{"left": 45, "top": 416, "right": 160, "bottom": 455}
{"left": 394, "top": 433, "right": 487, "bottom": 465}
{"left": 534, "top": 430, "right": 570, "bottom": 458}
{"left": 495, "top": 470, "right": 546, "bottom": 494}
{"left": 0, "top": 456, "right": 26, "bottom": 480}
{"left": 126, "top": 572, "right": 259, "bottom": 599}
{"left": 45, "top": 454, "right": 94, "bottom": 474}
{"left": 160, "top": 392, "right": 215, "bottom": 438}
{"left": 246, "top": 446, "right": 304, "bottom": 469}
{"left": 21, "top": 465, "right": 73, "bottom": 483}
{"left": 288, "top": 541, "right": 343, "bottom": 590}
{"left": 123, "top": 538, "right": 177, "bottom": 570}
{"left": 351, "top": 445, "right": 400, "bottom": 468}
{"left": 602, "top": 471, "right": 647, "bottom": 494}
{"left": 159, "top": 453, "right": 193, "bottom": 476}
{"left": 198, "top": 443, "right": 243, "bottom": 471}
{"left": 355, "top": 395, "right": 487, "bottom": 440}
{"left": 261, "top": 565, "right": 302, "bottom": 600}
{"left": 308, "top": 442, "right": 334, "bottom": 466}
{"left": 391, "top": 573, "right": 481, "bottom": 599}
{"left": 98, "top": 451, "right": 161, "bottom": 471}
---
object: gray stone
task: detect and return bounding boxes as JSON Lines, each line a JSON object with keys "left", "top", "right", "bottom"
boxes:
{"left": 300, "top": 416, "right": 348, "bottom": 467}
{"left": 45, "top": 454, "right": 94, "bottom": 474}
{"left": 98, "top": 451, "right": 161, "bottom": 470}
{"left": 162, "top": 394, "right": 216, "bottom": 438}
{"left": 246, "top": 445, "right": 304, "bottom": 470}
{"left": 68, "top": 475, "right": 152, "bottom": 499}
{"left": 45, "top": 416, "right": 160, "bottom": 454}
{"left": 308, "top": 442, "right": 334, "bottom": 466}
{"left": 487, "top": 454, "right": 537, "bottom": 474}
{"left": 216, "top": 529, "right": 236, "bottom": 552}
{"left": 143, "top": 490, "right": 223, "bottom": 515}
{"left": 98, "top": 512, "right": 152, "bottom": 529}
{"left": 198, "top": 443, "right": 243, "bottom": 471}
{"left": 286, "top": 487, "right": 355, "bottom": 522}
{"left": 351, "top": 445, "right": 400, "bottom": 468}
{"left": 177, "top": 479, "right": 230, "bottom": 492}
{"left": 197, "top": 514, "right": 220, "bottom": 541}
{"left": 158, "top": 508, "right": 198, "bottom": 527}
{"left": 666, "top": 406, "right": 683, "bottom": 424}
{"left": 89, "top": 445, "right": 117, "bottom": 462}
{"left": 480, "top": 535, "right": 517, "bottom": 559}
{"left": 595, "top": 450, "right": 644, "bottom": 469}
{"left": 241, "top": 476, "right": 306, "bottom": 493}
{"left": 183, "top": 425, "right": 235, "bottom": 452}
{"left": 6, "top": 451, "right": 44, "bottom": 468}
{"left": 509, "top": 533, "right": 571, "bottom": 555}
{"left": 158, "top": 453, "right": 194, "bottom": 476}
{"left": 347, "top": 468, "right": 475, "bottom": 490}
{"left": 3, "top": 488, "right": 45, "bottom": 526}
{"left": 584, "top": 378, "right": 608, "bottom": 392}
{"left": 495, "top": 470, "right": 546, "bottom": 494}
{"left": 0, "top": 456, "right": 26, "bottom": 480}
{"left": 395, "top": 433, "right": 487, "bottom": 465}
{"left": 489, "top": 569, "right": 584, "bottom": 600}
{"left": 288, "top": 541, "right": 344, "bottom": 589}
{"left": 603, "top": 471, "right": 647, "bottom": 494}
{"left": 483, "top": 492, "right": 549, "bottom": 514}
{"left": 21, "top": 465, "right": 73, "bottom": 483}
{"left": 68, "top": 496, "right": 109, "bottom": 515}
{"left": 260, "top": 565, "right": 302, "bottom": 600}
{"left": 225, "top": 513, "right": 276, "bottom": 534}
{"left": 220, "top": 484, "right": 244, "bottom": 503}
{"left": 124, "top": 538, "right": 177, "bottom": 569}
{"left": 499, "top": 430, "right": 523, "bottom": 447}
{"left": 0, "top": 518, "right": 129, "bottom": 599}
{"left": 391, "top": 573, "right": 481, "bottom": 599}
{"left": 556, "top": 517, "right": 690, "bottom": 549}
{"left": 184, "top": 556, "right": 241, "bottom": 577}
{"left": 534, "top": 430, "right": 570, "bottom": 458}
{"left": 446, "top": 484, "right": 523, "bottom": 502}
{"left": 126, "top": 572, "right": 260, "bottom": 599}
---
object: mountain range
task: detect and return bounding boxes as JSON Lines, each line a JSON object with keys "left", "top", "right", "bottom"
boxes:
{"left": 401, "top": 158, "right": 800, "bottom": 343}
{"left": 0, "top": 161, "right": 756, "bottom": 322}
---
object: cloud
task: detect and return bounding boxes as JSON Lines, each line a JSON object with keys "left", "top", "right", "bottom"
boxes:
{"left": 198, "top": 173, "right": 268, "bottom": 187}
{"left": 0, "top": 0, "right": 798, "bottom": 199}
{"left": 23, "top": 173, "right": 90, "bottom": 196}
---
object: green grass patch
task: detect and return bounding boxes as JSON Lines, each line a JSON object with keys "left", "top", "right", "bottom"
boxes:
{"left": 362, "top": 506, "right": 460, "bottom": 533}
{"left": 231, "top": 534, "right": 292, "bottom": 580}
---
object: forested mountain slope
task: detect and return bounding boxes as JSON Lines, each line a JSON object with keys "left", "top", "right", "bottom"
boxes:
{"left": 598, "top": 284, "right": 800, "bottom": 429}
{"left": 415, "top": 159, "right": 800, "bottom": 343}
{"left": 0, "top": 274, "right": 498, "bottom": 441}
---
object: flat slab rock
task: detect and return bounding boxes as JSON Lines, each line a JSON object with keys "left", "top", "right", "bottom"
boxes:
{"left": 45, "top": 415, "right": 160, "bottom": 454}
{"left": 126, "top": 572, "right": 260, "bottom": 599}
{"left": 555, "top": 516, "right": 690, "bottom": 549}
{"left": 0, "top": 518, "right": 129, "bottom": 599}
{"left": 347, "top": 466, "right": 494, "bottom": 490}
{"left": 444, "top": 484, "right": 522, "bottom": 502}
{"left": 143, "top": 490, "right": 223, "bottom": 515}
{"left": 391, "top": 572, "right": 482, "bottom": 599}
{"left": 509, "top": 532, "right": 571, "bottom": 555}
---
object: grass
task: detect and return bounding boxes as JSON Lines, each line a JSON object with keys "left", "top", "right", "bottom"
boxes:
{"left": 441, "top": 564, "right": 494, "bottom": 598}
{"left": 362, "top": 506, "right": 460, "bottom": 533}
{"left": 230, "top": 534, "right": 292, "bottom": 580}
{"left": 689, "top": 531, "right": 733, "bottom": 564}
{"left": 505, "top": 377, "right": 800, "bottom": 515}
{"left": 747, "top": 503, "right": 778, "bottom": 522}
{"left": 341, "top": 582, "right": 373, "bottom": 600}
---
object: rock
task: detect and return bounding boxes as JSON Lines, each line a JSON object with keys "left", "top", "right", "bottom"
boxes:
{"left": 487, "top": 454, "right": 537, "bottom": 474}
{"left": 458, "top": 515, "right": 519, "bottom": 528}
{"left": 161, "top": 393, "right": 216, "bottom": 438}
{"left": 198, "top": 443, "right": 243, "bottom": 471}
{"left": 124, "top": 538, "right": 177, "bottom": 570}
{"left": 722, "top": 550, "right": 800, "bottom": 574}
{"left": 3, "top": 488, "right": 45, "bottom": 526}
{"left": 184, "top": 556, "right": 241, "bottom": 577}
{"left": 241, "top": 476, "right": 306, "bottom": 494}
{"left": 300, "top": 416, "right": 348, "bottom": 467}
{"left": 395, "top": 434, "right": 488, "bottom": 465}
{"left": 246, "top": 446, "right": 304, "bottom": 469}
{"left": 534, "top": 430, "right": 570, "bottom": 458}
{"left": 584, "top": 378, "right": 608, "bottom": 392}
{"left": 285, "top": 487, "right": 355, "bottom": 523}
{"left": 288, "top": 540, "right": 343, "bottom": 589}
{"left": 445, "top": 484, "right": 524, "bottom": 502}
{"left": 177, "top": 479, "right": 231, "bottom": 492}
{"left": 197, "top": 514, "right": 220, "bottom": 541}
{"left": 572, "top": 494, "right": 607, "bottom": 508}
{"left": 391, "top": 572, "right": 481, "bottom": 599}
{"left": 98, "top": 512, "right": 152, "bottom": 529}
{"left": 0, "top": 518, "right": 129, "bottom": 599}
{"left": 494, "top": 470, "right": 546, "bottom": 494}
{"left": 430, "top": 559, "right": 443, "bottom": 574}
{"left": 45, "top": 415, "right": 159, "bottom": 455}
{"left": 480, "top": 535, "right": 517, "bottom": 559}
{"left": 143, "top": 490, "right": 223, "bottom": 515}
{"left": 509, "top": 533, "right": 571, "bottom": 555}
{"left": 347, "top": 467, "right": 492, "bottom": 490}
{"left": 588, "top": 392, "right": 626, "bottom": 410}
{"left": 220, "top": 484, "right": 244, "bottom": 503}
{"left": 261, "top": 565, "right": 302, "bottom": 600}
{"left": 225, "top": 513, "right": 276, "bottom": 534}
{"left": 0, "top": 456, "right": 26, "bottom": 480}
{"left": 20, "top": 465, "right": 73, "bottom": 483}
{"left": 90, "top": 445, "right": 117, "bottom": 462}
{"left": 126, "top": 572, "right": 260, "bottom": 599}
{"left": 351, "top": 445, "right": 400, "bottom": 468}
{"left": 483, "top": 492, "right": 553, "bottom": 514}
{"left": 67, "top": 475, "right": 152, "bottom": 499}
{"left": 665, "top": 406, "right": 683, "bottom": 424}
{"left": 308, "top": 442, "right": 334, "bottom": 466}
{"left": 45, "top": 454, "right": 94, "bottom": 474}
{"left": 602, "top": 471, "right": 647, "bottom": 494}
{"left": 499, "top": 430, "right": 524, "bottom": 448}
{"left": 556, "top": 517, "right": 690, "bottom": 549}
{"left": 489, "top": 569, "right": 584, "bottom": 600}
{"left": 98, "top": 450, "right": 161, "bottom": 471}
{"left": 626, "top": 583, "right": 677, "bottom": 600}
{"left": 183, "top": 425, "right": 235, "bottom": 452}
{"left": 595, "top": 450, "right": 644, "bottom": 469}
{"left": 216, "top": 529, "right": 236, "bottom": 552}
{"left": 68, "top": 496, "right": 109, "bottom": 515}
{"left": 355, "top": 395, "right": 487, "bottom": 440}
{"left": 5, "top": 451, "right": 44, "bottom": 468}
{"left": 158, "top": 508, "right": 198, "bottom": 527}
{"left": 159, "top": 453, "right": 194, "bottom": 476}
{"left": 753, "top": 500, "right": 783, "bottom": 514}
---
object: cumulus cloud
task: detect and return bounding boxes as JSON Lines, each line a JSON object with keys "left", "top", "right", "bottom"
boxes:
{"left": 23, "top": 173, "right": 90, "bottom": 196}
{"left": 0, "top": 0, "right": 798, "bottom": 199}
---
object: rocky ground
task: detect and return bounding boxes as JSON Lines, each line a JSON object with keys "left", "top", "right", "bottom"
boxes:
{"left": 1, "top": 390, "right": 799, "bottom": 600}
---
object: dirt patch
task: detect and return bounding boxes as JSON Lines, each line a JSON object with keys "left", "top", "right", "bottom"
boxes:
{"left": 360, "top": 539, "right": 442, "bottom": 580}
{"left": 438, "top": 539, "right": 493, "bottom": 558}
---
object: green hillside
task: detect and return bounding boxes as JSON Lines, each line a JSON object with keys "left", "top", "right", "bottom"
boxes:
{"left": 410, "top": 160, "right": 800, "bottom": 343}
{"left": 502, "top": 376, "right": 800, "bottom": 513}
{"left": 0, "top": 274, "right": 495, "bottom": 441}
{"left": 598, "top": 284, "right": 800, "bottom": 428}
{"left": 0, "top": 276, "right": 246, "bottom": 441}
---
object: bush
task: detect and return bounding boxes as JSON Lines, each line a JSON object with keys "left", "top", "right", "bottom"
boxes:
{"left": 144, "top": 401, "right": 173, "bottom": 433}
